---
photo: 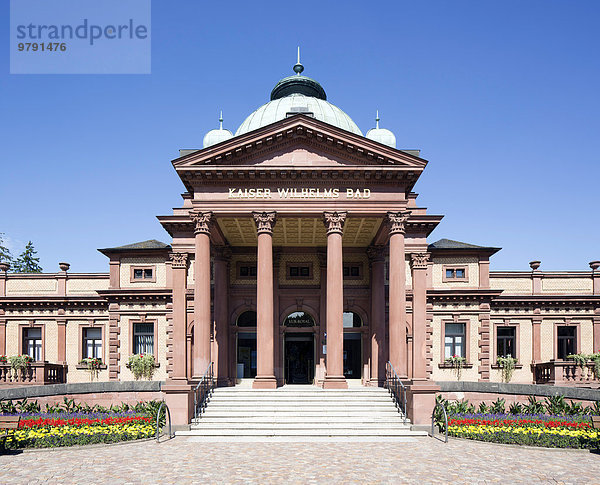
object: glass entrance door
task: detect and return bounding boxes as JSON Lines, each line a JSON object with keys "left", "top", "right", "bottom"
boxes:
{"left": 237, "top": 332, "right": 257, "bottom": 378}
{"left": 343, "top": 333, "right": 361, "bottom": 379}
{"left": 284, "top": 333, "right": 314, "bottom": 384}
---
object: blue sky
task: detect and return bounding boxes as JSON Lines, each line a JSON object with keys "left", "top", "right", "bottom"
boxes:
{"left": 1, "top": 0, "right": 599, "bottom": 272}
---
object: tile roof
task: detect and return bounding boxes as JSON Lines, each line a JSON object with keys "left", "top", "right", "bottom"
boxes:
{"left": 98, "top": 239, "right": 171, "bottom": 253}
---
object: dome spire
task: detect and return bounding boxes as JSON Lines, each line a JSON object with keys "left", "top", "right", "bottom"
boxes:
{"left": 293, "top": 46, "right": 304, "bottom": 75}
{"left": 376, "top": 110, "right": 380, "bottom": 129}
{"left": 219, "top": 110, "right": 223, "bottom": 130}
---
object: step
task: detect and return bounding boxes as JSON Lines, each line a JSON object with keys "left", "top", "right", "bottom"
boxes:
{"left": 179, "top": 429, "right": 427, "bottom": 437}
{"left": 193, "top": 416, "right": 405, "bottom": 423}
{"left": 191, "top": 423, "right": 412, "bottom": 430}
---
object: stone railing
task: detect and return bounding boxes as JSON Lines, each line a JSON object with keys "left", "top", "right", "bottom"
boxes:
{"left": 533, "top": 361, "right": 599, "bottom": 388}
{"left": 0, "top": 362, "right": 68, "bottom": 386}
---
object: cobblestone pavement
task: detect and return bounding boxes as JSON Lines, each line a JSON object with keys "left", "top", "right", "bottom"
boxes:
{"left": 1, "top": 437, "right": 599, "bottom": 484}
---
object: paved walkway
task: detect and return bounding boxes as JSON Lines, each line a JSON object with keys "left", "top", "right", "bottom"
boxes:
{"left": 1, "top": 437, "right": 599, "bottom": 484}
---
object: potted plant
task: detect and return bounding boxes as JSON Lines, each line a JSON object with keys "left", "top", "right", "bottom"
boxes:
{"left": 79, "top": 357, "right": 103, "bottom": 381}
{"left": 9, "top": 354, "right": 33, "bottom": 380}
{"left": 445, "top": 355, "right": 467, "bottom": 380}
{"left": 127, "top": 354, "right": 156, "bottom": 380}
{"left": 496, "top": 355, "right": 518, "bottom": 383}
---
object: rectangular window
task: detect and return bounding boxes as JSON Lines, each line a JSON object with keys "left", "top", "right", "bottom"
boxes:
{"left": 497, "top": 326, "right": 516, "bottom": 358}
{"left": 557, "top": 326, "right": 576, "bottom": 360}
{"left": 83, "top": 328, "right": 102, "bottom": 359}
{"left": 131, "top": 266, "right": 156, "bottom": 282}
{"left": 288, "top": 265, "right": 310, "bottom": 278}
{"left": 23, "top": 328, "right": 42, "bottom": 361}
{"left": 133, "top": 323, "right": 154, "bottom": 355}
{"left": 444, "top": 323, "right": 466, "bottom": 359}
{"left": 238, "top": 265, "right": 257, "bottom": 278}
{"left": 443, "top": 266, "right": 468, "bottom": 282}
{"left": 343, "top": 264, "right": 362, "bottom": 279}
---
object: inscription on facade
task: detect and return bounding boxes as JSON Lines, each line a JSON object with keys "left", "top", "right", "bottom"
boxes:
{"left": 227, "top": 188, "right": 371, "bottom": 200}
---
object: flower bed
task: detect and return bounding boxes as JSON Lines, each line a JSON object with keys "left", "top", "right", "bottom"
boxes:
{"left": 447, "top": 413, "right": 599, "bottom": 449}
{"left": 2, "top": 411, "right": 155, "bottom": 449}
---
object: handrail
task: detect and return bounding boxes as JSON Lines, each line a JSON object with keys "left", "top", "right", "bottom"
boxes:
{"left": 155, "top": 401, "right": 174, "bottom": 442}
{"left": 430, "top": 401, "right": 448, "bottom": 443}
{"left": 385, "top": 361, "right": 407, "bottom": 424}
{"left": 193, "top": 362, "right": 215, "bottom": 420}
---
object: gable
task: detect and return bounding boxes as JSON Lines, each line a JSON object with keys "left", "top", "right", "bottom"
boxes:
{"left": 173, "top": 115, "right": 427, "bottom": 171}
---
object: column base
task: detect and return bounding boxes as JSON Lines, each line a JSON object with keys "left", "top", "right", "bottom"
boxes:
{"left": 322, "top": 375, "right": 348, "bottom": 389}
{"left": 367, "top": 378, "right": 386, "bottom": 387}
{"left": 252, "top": 376, "right": 278, "bottom": 389}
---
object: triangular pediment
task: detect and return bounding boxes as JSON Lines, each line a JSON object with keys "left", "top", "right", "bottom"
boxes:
{"left": 173, "top": 115, "right": 427, "bottom": 171}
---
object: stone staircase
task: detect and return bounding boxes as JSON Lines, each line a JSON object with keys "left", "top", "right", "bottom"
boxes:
{"left": 177, "top": 385, "right": 428, "bottom": 441}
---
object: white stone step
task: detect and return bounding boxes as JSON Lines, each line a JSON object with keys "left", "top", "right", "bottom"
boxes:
{"left": 183, "top": 385, "right": 422, "bottom": 441}
{"left": 179, "top": 429, "right": 427, "bottom": 437}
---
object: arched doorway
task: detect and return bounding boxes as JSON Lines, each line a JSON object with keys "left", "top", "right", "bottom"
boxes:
{"left": 343, "top": 311, "right": 363, "bottom": 379}
{"left": 236, "top": 311, "right": 257, "bottom": 379}
{"left": 283, "top": 311, "right": 315, "bottom": 384}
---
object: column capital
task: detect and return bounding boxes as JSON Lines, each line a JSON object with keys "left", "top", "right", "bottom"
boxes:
{"left": 410, "top": 252, "right": 430, "bottom": 270}
{"left": 252, "top": 211, "right": 277, "bottom": 235}
{"left": 169, "top": 252, "right": 188, "bottom": 269}
{"left": 387, "top": 210, "right": 411, "bottom": 235}
{"left": 191, "top": 210, "right": 214, "bottom": 235}
{"left": 367, "top": 245, "right": 386, "bottom": 263}
{"left": 323, "top": 211, "right": 347, "bottom": 235}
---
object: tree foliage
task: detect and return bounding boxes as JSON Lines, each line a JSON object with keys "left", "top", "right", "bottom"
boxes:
{"left": 13, "top": 241, "right": 42, "bottom": 273}
{"left": 0, "top": 233, "right": 13, "bottom": 268}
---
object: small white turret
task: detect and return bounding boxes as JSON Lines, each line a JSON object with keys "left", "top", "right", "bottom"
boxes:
{"left": 203, "top": 111, "right": 234, "bottom": 148}
{"left": 365, "top": 110, "right": 397, "bottom": 148}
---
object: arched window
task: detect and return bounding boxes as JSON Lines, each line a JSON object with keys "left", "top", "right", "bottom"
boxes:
{"left": 343, "top": 311, "right": 362, "bottom": 328}
{"left": 283, "top": 311, "right": 315, "bottom": 327}
{"left": 237, "top": 311, "right": 257, "bottom": 327}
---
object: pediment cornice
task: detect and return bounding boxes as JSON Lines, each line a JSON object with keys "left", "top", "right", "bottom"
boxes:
{"left": 173, "top": 115, "right": 427, "bottom": 171}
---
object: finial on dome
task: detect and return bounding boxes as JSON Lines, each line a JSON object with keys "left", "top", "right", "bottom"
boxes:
{"left": 203, "top": 110, "right": 233, "bottom": 148}
{"left": 293, "top": 46, "right": 304, "bottom": 75}
{"left": 366, "top": 110, "right": 397, "bottom": 148}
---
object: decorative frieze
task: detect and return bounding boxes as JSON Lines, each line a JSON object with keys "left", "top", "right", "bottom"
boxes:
{"left": 252, "top": 211, "right": 277, "bottom": 235}
{"left": 191, "top": 211, "right": 214, "bottom": 235}
{"left": 386, "top": 210, "right": 411, "bottom": 235}
{"left": 322, "top": 211, "right": 347, "bottom": 235}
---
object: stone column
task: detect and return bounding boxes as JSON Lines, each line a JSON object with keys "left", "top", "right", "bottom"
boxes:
{"left": 410, "top": 252, "right": 429, "bottom": 381}
{"left": 387, "top": 211, "right": 410, "bottom": 378}
{"left": 368, "top": 245, "right": 386, "bottom": 386}
{"left": 322, "top": 211, "right": 348, "bottom": 389}
{"left": 191, "top": 211, "right": 214, "bottom": 379}
{"left": 252, "top": 211, "right": 278, "bottom": 389}
{"left": 213, "top": 247, "right": 231, "bottom": 386}
{"left": 169, "top": 252, "right": 189, "bottom": 380}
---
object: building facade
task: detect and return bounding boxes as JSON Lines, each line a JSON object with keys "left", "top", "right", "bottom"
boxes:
{"left": 1, "top": 64, "right": 599, "bottom": 424}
